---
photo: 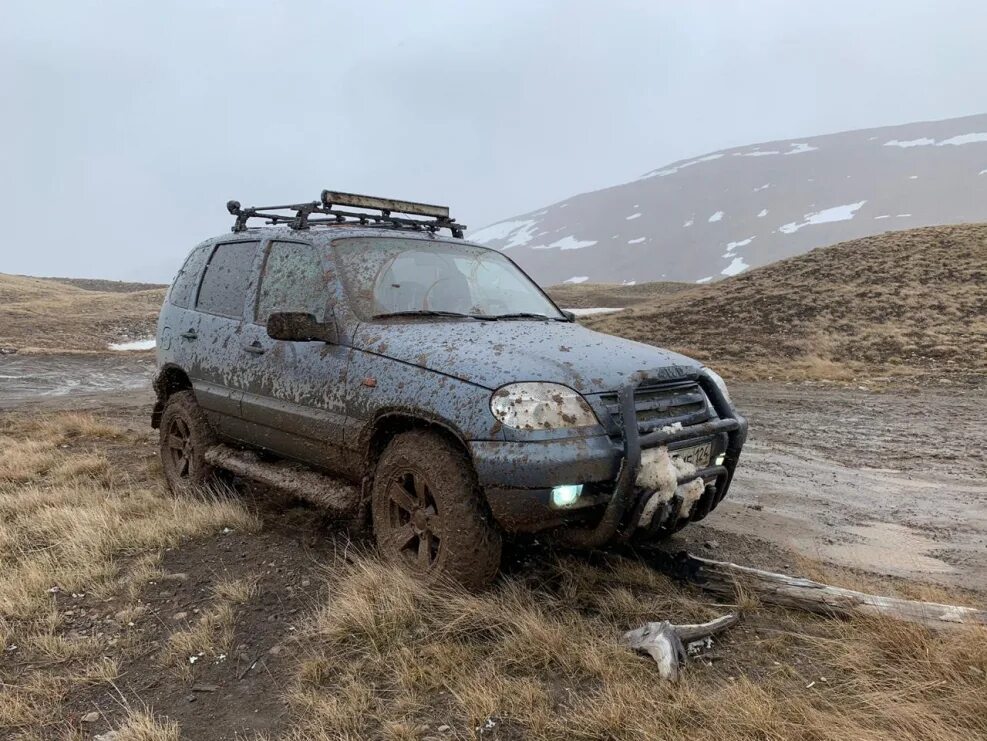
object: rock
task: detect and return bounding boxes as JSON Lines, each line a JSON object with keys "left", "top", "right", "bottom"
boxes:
{"left": 703, "top": 540, "right": 720, "bottom": 549}
{"left": 81, "top": 711, "right": 100, "bottom": 723}
{"left": 95, "top": 732, "right": 119, "bottom": 741}
{"left": 268, "top": 644, "right": 283, "bottom": 656}
{"left": 160, "top": 572, "right": 189, "bottom": 582}
{"left": 438, "top": 725, "right": 450, "bottom": 732}
{"left": 192, "top": 683, "right": 219, "bottom": 692}
{"left": 172, "top": 612, "right": 189, "bottom": 621}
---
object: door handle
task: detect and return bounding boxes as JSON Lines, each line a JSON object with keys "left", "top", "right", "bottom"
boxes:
{"left": 180, "top": 330, "right": 198, "bottom": 340}
{"left": 243, "top": 342, "right": 266, "bottom": 355}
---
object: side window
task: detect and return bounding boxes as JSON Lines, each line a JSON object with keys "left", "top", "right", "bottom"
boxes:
{"left": 196, "top": 241, "right": 259, "bottom": 319}
{"left": 255, "top": 242, "right": 328, "bottom": 323}
{"left": 168, "top": 245, "right": 210, "bottom": 309}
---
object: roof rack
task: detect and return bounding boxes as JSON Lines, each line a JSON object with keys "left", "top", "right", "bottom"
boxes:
{"left": 226, "top": 190, "right": 465, "bottom": 238}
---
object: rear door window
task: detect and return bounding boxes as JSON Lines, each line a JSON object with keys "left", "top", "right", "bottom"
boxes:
{"left": 196, "top": 241, "right": 259, "bottom": 318}
{"left": 168, "top": 245, "right": 211, "bottom": 309}
{"left": 255, "top": 241, "right": 328, "bottom": 323}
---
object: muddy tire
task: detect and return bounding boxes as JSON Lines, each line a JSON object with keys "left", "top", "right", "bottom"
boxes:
{"left": 159, "top": 390, "right": 218, "bottom": 494}
{"left": 371, "top": 430, "right": 502, "bottom": 590}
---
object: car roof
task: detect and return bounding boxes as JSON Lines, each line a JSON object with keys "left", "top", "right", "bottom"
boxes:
{"left": 204, "top": 225, "right": 497, "bottom": 253}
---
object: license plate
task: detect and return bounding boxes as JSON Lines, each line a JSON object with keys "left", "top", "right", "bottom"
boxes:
{"left": 672, "top": 442, "right": 711, "bottom": 468}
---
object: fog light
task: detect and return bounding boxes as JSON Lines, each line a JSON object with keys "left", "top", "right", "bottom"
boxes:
{"left": 715, "top": 453, "right": 726, "bottom": 466}
{"left": 551, "top": 484, "right": 583, "bottom": 507}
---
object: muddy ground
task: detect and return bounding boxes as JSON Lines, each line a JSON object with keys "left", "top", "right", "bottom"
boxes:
{"left": 3, "top": 353, "right": 984, "bottom": 593}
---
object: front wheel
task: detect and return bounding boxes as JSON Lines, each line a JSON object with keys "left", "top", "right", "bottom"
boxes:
{"left": 371, "top": 430, "right": 502, "bottom": 590}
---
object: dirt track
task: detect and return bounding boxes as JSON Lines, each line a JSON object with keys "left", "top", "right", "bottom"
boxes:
{"left": 3, "top": 354, "right": 985, "bottom": 592}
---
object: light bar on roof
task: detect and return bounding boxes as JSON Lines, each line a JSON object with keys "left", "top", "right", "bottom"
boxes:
{"left": 321, "top": 190, "right": 449, "bottom": 219}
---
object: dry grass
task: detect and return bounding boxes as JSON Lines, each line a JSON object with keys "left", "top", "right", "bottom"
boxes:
{"left": 0, "top": 411, "right": 260, "bottom": 736}
{"left": 282, "top": 555, "right": 987, "bottom": 741}
{"left": 0, "top": 272, "right": 164, "bottom": 351}
{"left": 546, "top": 280, "right": 692, "bottom": 309}
{"left": 581, "top": 223, "right": 987, "bottom": 381}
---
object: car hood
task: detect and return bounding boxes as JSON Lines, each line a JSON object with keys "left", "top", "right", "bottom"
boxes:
{"left": 352, "top": 320, "right": 702, "bottom": 394}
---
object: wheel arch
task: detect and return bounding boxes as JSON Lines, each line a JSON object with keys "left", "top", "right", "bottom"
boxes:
{"left": 151, "top": 364, "right": 193, "bottom": 429}
{"left": 363, "top": 410, "right": 473, "bottom": 470}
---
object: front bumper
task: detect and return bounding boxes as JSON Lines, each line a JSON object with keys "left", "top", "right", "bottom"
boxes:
{"left": 474, "top": 372, "right": 747, "bottom": 538}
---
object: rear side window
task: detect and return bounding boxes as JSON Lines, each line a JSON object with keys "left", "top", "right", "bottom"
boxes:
{"left": 255, "top": 241, "right": 328, "bottom": 323}
{"left": 168, "top": 245, "right": 210, "bottom": 309}
{"left": 196, "top": 241, "right": 259, "bottom": 318}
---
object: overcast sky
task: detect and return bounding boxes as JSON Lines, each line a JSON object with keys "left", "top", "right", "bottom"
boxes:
{"left": 2, "top": 0, "right": 985, "bottom": 281}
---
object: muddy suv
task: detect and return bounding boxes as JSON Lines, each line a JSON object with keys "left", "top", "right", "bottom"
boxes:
{"left": 153, "top": 191, "right": 747, "bottom": 588}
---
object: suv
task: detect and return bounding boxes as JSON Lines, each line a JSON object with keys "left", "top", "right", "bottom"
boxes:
{"left": 153, "top": 191, "right": 747, "bottom": 588}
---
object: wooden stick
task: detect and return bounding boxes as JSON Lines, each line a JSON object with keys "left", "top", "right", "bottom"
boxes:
{"left": 649, "top": 551, "right": 987, "bottom": 630}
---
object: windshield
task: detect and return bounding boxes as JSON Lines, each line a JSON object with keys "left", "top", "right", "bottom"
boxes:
{"left": 333, "top": 237, "right": 564, "bottom": 320}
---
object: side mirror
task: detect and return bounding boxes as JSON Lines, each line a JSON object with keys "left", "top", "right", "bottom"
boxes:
{"left": 266, "top": 312, "right": 336, "bottom": 343}
{"left": 561, "top": 310, "right": 576, "bottom": 322}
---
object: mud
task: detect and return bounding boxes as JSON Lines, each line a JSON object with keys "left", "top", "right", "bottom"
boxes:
{"left": 4, "top": 355, "right": 985, "bottom": 591}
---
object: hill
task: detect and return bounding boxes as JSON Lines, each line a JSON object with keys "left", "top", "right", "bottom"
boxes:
{"left": 0, "top": 274, "right": 165, "bottom": 352}
{"left": 470, "top": 113, "right": 987, "bottom": 286}
{"left": 545, "top": 280, "right": 691, "bottom": 308}
{"left": 583, "top": 224, "right": 987, "bottom": 380}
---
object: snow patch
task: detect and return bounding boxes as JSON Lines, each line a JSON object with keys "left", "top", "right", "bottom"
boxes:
{"left": 779, "top": 201, "right": 866, "bottom": 234}
{"left": 627, "top": 237, "right": 646, "bottom": 244}
{"left": 757, "top": 209, "right": 768, "bottom": 218}
{"left": 547, "top": 235, "right": 597, "bottom": 251}
{"left": 696, "top": 276, "right": 713, "bottom": 284}
{"left": 754, "top": 183, "right": 771, "bottom": 192}
{"left": 110, "top": 338, "right": 156, "bottom": 351}
{"left": 909, "top": 175, "right": 919, "bottom": 179}
{"left": 708, "top": 211, "right": 724, "bottom": 223}
{"left": 785, "top": 142, "right": 818, "bottom": 154}
{"left": 683, "top": 218, "right": 694, "bottom": 227}
{"left": 874, "top": 215, "right": 891, "bottom": 220}
{"left": 642, "top": 153, "right": 724, "bottom": 179}
{"left": 469, "top": 219, "right": 538, "bottom": 249}
{"left": 625, "top": 212, "right": 642, "bottom": 220}
{"left": 885, "top": 132, "right": 987, "bottom": 148}
{"left": 979, "top": 169, "right": 987, "bottom": 175}
{"left": 563, "top": 276, "right": 589, "bottom": 284}
{"left": 734, "top": 142, "right": 816, "bottom": 157}
{"left": 567, "top": 307, "right": 624, "bottom": 316}
{"left": 896, "top": 213, "right": 912, "bottom": 217}
{"left": 723, "top": 237, "right": 754, "bottom": 257}
{"left": 721, "top": 257, "right": 749, "bottom": 277}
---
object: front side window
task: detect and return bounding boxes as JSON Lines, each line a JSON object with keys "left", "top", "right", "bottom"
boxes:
{"left": 196, "top": 241, "right": 259, "bottom": 318}
{"left": 255, "top": 241, "right": 328, "bottom": 323}
{"left": 333, "top": 237, "right": 563, "bottom": 320}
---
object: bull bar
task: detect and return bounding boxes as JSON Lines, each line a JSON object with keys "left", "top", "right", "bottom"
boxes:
{"left": 553, "top": 370, "right": 747, "bottom": 548}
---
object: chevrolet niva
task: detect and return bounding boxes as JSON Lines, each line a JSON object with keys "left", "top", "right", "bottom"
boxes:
{"left": 153, "top": 191, "right": 747, "bottom": 588}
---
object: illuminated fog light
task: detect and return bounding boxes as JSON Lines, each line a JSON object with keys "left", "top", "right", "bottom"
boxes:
{"left": 715, "top": 453, "right": 726, "bottom": 466}
{"left": 551, "top": 484, "right": 583, "bottom": 507}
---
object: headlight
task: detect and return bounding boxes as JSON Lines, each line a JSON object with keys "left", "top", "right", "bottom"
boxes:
{"left": 703, "top": 367, "right": 731, "bottom": 403}
{"left": 490, "top": 382, "right": 599, "bottom": 430}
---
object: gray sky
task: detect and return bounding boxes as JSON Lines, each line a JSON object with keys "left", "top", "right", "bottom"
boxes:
{"left": 2, "top": 0, "right": 985, "bottom": 281}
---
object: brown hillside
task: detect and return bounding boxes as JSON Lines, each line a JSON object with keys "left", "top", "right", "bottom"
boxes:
{"left": 585, "top": 224, "right": 987, "bottom": 380}
{"left": 0, "top": 274, "right": 165, "bottom": 352}
{"left": 545, "top": 280, "right": 691, "bottom": 308}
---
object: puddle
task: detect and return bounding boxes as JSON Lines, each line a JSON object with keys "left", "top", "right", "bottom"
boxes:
{"left": 0, "top": 354, "right": 154, "bottom": 406}
{"left": 816, "top": 521, "right": 957, "bottom": 578}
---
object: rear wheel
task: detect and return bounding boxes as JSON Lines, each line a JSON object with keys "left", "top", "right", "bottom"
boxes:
{"left": 371, "top": 430, "right": 502, "bottom": 590}
{"left": 159, "top": 390, "right": 218, "bottom": 493}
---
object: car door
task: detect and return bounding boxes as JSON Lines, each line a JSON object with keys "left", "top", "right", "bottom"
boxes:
{"left": 237, "top": 238, "right": 353, "bottom": 472}
{"left": 187, "top": 239, "right": 262, "bottom": 438}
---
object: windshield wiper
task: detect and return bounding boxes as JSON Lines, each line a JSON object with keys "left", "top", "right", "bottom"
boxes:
{"left": 487, "top": 312, "right": 564, "bottom": 321}
{"left": 372, "top": 310, "right": 492, "bottom": 320}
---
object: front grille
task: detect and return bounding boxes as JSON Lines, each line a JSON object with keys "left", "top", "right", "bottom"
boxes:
{"left": 600, "top": 380, "right": 710, "bottom": 432}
